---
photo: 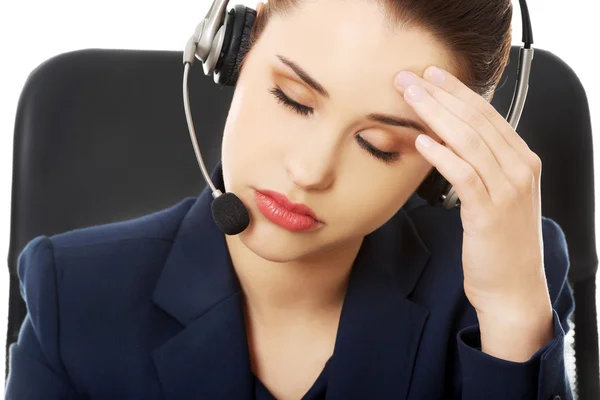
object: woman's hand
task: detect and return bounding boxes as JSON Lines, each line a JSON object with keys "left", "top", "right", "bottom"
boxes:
{"left": 394, "top": 67, "right": 554, "bottom": 361}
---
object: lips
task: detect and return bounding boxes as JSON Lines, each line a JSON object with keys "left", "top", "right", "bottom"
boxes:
{"left": 254, "top": 189, "right": 323, "bottom": 232}
{"left": 258, "top": 190, "right": 321, "bottom": 221}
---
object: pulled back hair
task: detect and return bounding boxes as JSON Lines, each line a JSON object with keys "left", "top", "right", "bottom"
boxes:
{"left": 241, "top": 0, "right": 513, "bottom": 102}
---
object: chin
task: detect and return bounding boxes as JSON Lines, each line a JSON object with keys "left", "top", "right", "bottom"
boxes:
{"left": 236, "top": 215, "right": 329, "bottom": 263}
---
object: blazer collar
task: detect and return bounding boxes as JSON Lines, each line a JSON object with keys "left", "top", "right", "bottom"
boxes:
{"left": 152, "top": 161, "right": 432, "bottom": 400}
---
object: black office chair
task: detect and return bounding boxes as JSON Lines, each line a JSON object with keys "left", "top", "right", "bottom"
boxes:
{"left": 5, "top": 47, "right": 599, "bottom": 399}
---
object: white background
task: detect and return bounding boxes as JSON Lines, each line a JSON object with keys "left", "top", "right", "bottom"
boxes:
{"left": 0, "top": 0, "right": 598, "bottom": 381}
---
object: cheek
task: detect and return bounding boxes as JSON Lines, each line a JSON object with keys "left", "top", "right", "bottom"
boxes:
{"left": 324, "top": 170, "right": 416, "bottom": 239}
{"left": 222, "top": 85, "right": 291, "bottom": 193}
{"left": 355, "top": 188, "right": 411, "bottom": 231}
{"left": 224, "top": 85, "right": 287, "bottom": 152}
{"left": 338, "top": 159, "right": 429, "bottom": 229}
{"left": 223, "top": 93, "right": 268, "bottom": 163}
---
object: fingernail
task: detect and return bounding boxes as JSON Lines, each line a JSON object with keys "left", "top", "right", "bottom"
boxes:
{"left": 427, "top": 66, "right": 445, "bottom": 85}
{"left": 395, "top": 71, "right": 418, "bottom": 93}
{"left": 416, "top": 134, "right": 433, "bottom": 147}
{"left": 405, "top": 85, "right": 423, "bottom": 102}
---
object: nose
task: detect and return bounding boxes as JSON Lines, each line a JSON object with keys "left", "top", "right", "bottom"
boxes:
{"left": 285, "top": 136, "right": 338, "bottom": 191}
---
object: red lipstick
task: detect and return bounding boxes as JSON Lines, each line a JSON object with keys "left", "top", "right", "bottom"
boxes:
{"left": 254, "top": 189, "right": 323, "bottom": 232}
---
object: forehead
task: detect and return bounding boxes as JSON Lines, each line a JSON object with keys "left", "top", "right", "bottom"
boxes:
{"left": 263, "top": 0, "right": 454, "bottom": 77}
{"left": 257, "top": 0, "right": 453, "bottom": 142}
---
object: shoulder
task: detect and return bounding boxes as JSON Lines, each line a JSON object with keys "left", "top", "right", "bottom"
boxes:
{"left": 399, "top": 204, "right": 467, "bottom": 312}
{"left": 49, "top": 196, "right": 197, "bottom": 249}
{"left": 402, "top": 200, "right": 572, "bottom": 318}
{"left": 403, "top": 198, "right": 569, "bottom": 275}
{"left": 17, "top": 196, "right": 197, "bottom": 310}
{"left": 399, "top": 196, "right": 570, "bottom": 295}
{"left": 403, "top": 202, "right": 464, "bottom": 269}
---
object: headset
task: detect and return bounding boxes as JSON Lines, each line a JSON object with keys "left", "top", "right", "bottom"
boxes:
{"left": 182, "top": 0, "right": 534, "bottom": 235}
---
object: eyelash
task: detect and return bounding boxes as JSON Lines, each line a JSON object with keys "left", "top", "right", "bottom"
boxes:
{"left": 269, "top": 86, "right": 314, "bottom": 116}
{"left": 268, "top": 86, "right": 400, "bottom": 164}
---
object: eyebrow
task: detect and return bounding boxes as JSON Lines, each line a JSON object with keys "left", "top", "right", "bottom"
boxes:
{"left": 275, "top": 54, "right": 428, "bottom": 135}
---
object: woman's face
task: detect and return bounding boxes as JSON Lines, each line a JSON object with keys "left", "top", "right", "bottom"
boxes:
{"left": 221, "top": 0, "right": 454, "bottom": 263}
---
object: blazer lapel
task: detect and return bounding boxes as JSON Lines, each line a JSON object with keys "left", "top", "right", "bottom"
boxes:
{"left": 150, "top": 160, "right": 433, "bottom": 400}
{"left": 326, "top": 203, "right": 432, "bottom": 400}
{"left": 151, "top": 162, "right": 253, "bottom": 400}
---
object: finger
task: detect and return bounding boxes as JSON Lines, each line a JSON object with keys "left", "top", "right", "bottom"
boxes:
{"left": 397, "top": 70, "right": 529, "bottom": 177}
{"left": 415, "top": 134, "right": 490, "bottom": 210}
{"left": 396, "top": 70, "right": 540, "bottom": 199}
{"left": 423, "top": 66, "right": 541, "bottom": 176}
{"left": 403, "top": 83, "right": 513, "bottom": 201}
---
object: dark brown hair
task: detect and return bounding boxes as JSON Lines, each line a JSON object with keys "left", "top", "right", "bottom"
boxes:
{"left": 242, "top": 0, "right": 513, "bottom": 102}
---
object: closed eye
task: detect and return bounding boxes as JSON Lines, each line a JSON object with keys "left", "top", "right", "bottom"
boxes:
{"left": 268, "top": 86, "right": 400, "bottom": 164}
{"left": 269, "top": 86, "right": 314, "bottom": 116}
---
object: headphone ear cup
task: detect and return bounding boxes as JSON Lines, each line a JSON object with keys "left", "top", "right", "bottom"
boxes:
{"left": 416, "top": 169, "right": 451, "bottom": 207}
{"left": 215, "top": 4, "right": 257, "bottom": 86}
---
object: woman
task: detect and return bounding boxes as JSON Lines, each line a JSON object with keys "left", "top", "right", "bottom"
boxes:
{"left": 5, "top": 0, "right": 574, "bottom": 399}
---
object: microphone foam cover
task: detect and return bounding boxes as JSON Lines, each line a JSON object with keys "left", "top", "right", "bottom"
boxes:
{"left": 211, "top": 192, "right": 250, "bottom": 235}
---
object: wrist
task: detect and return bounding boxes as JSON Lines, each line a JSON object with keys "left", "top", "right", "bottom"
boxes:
{"left": 476, "top": 301, "right": 554, "bottom": 362}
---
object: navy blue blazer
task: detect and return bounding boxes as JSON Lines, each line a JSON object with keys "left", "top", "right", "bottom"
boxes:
{"left": 6, "top": 161, "right": 574, "bottom": 400}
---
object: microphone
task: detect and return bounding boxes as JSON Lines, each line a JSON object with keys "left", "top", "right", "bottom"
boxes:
{"left": 211, "top": 192, "right": 250, "bottom": 235}
{"left": 181, "top": 61, "right": 250, "bottom": 235}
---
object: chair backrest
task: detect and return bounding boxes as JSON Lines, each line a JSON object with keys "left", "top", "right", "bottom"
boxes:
{"left": 6, "top": 47, "right": 598, "bottom": 398}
